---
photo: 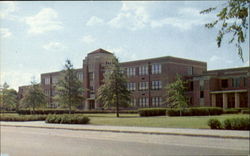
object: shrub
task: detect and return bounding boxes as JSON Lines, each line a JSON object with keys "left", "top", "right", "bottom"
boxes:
{"left": 242, "top": 110, "right": 250, "bottom": 114}
{"left": 138, "top": 108, "right": 167, "bottom": 117}
{"left": 45, "top": 114, "right": 90, "bottom": 124}
{"left": 223, "top": 108, "right": 240, "bottom": 114}
{"left": 222, "top": 118, "right": 250, "bottom": 130}
{"left": 0, "top": 115, "right": 47, "bottom": 121}
{"left": 17, "top": 109, "right": 74, "bottom": 115}
{"left": 167, "top": 107, "right": 223, "bottom": 116}
{"left": 208, "top": 118, "right": 222, "bottom": 129}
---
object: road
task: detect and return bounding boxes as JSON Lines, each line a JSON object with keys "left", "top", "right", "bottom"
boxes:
{"left": 1, "top": 126, "right": 249, "bottom": 156}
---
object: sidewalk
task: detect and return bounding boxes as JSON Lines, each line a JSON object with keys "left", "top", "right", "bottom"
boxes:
{"left": 1, "top": 121, "right": 249, "bottom": 140}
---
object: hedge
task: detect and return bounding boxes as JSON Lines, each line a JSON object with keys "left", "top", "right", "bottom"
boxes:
{"left": 45, "top": 114, "right": 90, "bottom": 124}
{"left": 167, "top": 107, "right": 223, "bottom": 116}
{"left": 223, "top": 108, "right": 241, "bottom": 114}
{"left": 17, "top": 109, "right": 138, "bottom": 115}
{"left": 138, "top": 108, "right": 167, "bottom": 117}
{"left": 242, "top": 110, "right": 250, "bottom": 114}
{"left": 0, "top": 115, "right": 47, "bottom": 121}
{"left": 208, "top": 118, "right": 250, "bottom": 130}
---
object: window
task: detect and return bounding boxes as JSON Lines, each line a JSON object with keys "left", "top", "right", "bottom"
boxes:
{"left": 232, "top": 78, "right": 240, "bottom": 88}
{"left": 152, "top": 64, "right": 162, "bottom": 74}
{"left": 139, "top": 65, "right": 148, "bottom": 75}
{"left": 243, "top": 77, "right": 246, "bottom": 87}
{"left": 77, "top": 72, "right": 83, "bottom": 81}
{"left": 52, "top": 76, "right": 58, "bottom": 84}
{"left": 127, "top": 82, "right": 136, "bottom": 91}
{"left": 139, "top": 98, "right": 149, "bottom": 107}
{"left": 200, "top": 91, "right": 204, "bottom": 98}
{"left": 221, "top": 79, "right": 228, "bottom": 88}
{"left": 89, "top": 72, "right": 94, "bottom": 81}
{"left": 45, "top": 77, "right": 50, "bottom": 85}
{"left": 130, "top": 98, "right": 137, "bottom": 107}
{"left": 44, "top": 89, "right": 50, "bottom": 96}
{"left": 187, "top": 66, "right": 193, "bottom": 75}
{"left": 152, "top": 81, "right": 162, "bottom": 90}
{"left": 139, "top": 82, "right": 148, "bottom": 91}
{"left": 126, "top": 67, "right": 136, "bottom": 77}
{"left": 152, "top": 97, "right": 162, "bottom": 107}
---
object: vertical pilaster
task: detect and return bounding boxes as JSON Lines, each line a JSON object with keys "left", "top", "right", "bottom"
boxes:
{"left": 211, "top": 94, "right": 216, "bottom": 107}
{"left": 223, "top": 93, "right": 228, "bottom": 109}
{"left": 235, "top": 92, "right": 240, "bottom": 108}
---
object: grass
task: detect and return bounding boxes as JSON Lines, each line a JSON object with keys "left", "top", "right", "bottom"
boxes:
{"left": 1, "top": 113, "right": 248, "bottom": 129}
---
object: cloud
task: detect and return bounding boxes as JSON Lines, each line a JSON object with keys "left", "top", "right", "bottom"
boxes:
{"left": 43, "top": 42, "right": 66, "bottom": 51}
{"left": 86, "top": 16, "right": 104, "bottom": 26}
{"left": 0, "top": 28, "right": 12, "bottom": 38}
{"left": 106, "top": 47, "right": 138, "bottom": 61}
{"left": 209, "top": 55, "right": 220, "bottom": 62}
{"left": 81, "top": 35, "right": 95, "bottom": 44}
{"left": 0, "top": 1, "right": 18, "bottom": 20}
{"left": 24, "top": 8, "right": 63, "bottom": 34}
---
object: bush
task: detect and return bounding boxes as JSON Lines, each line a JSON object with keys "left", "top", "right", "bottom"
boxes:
{"left": 17, "top": 109, "right": 74, "bottom": 115}
{"left": 45, "top": 114, "right": 90, "bottom": 124}
{"left": 138, "top": 108, "right": 167, "bottom": 117}
{"left": 223, "top": 108, "right": 240, "bottom": 114}
{"left": 242, "top": 110, "right": 250, "bottom": 114}
{"left": 208, "top": 119, "right": 222, "bottom": 129}
{"left": 0, "top": 115, "right": 47, "bottom": 121}
{"left": 167, "top": 107, "right": 223, "bottom": 116}
{"left": 223, "top": 118, "right": 250, "bottom": 130}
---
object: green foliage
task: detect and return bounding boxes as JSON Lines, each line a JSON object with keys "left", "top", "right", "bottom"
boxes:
{"left": 165, "top": 75, "right": 188, "bottom": 115}
{"left": 208, "top": 119, "right": 222, "bottom": 129}
{"left": 45, "top": 114, "right": 90, "bottom": 124}
{"left": 20, "top": 81, "right": 46, "bottom": 111}
{"left": 0, "top": 114, "right": 47, "bottom": 121}
{"left": 17, "top": 109, "right": 74, "bottom": 115}
{"left": 96, "top": 57, "right": 131, "bottom": 117}
{"left": 167, "top": 107, "right": 223, "bottom": 116}
{"left": 223, "top": 108, "right": 241, "bottom": 114}
{"left": 223, "top": 117, "right": 250, "bottom": 130}
{"left": 200, "top": 0, "right": 249, "bottom": 61}
{"left": 242, "top": 109, "right": 250, "bottom": 114}
{"left": 138, "top": 108, "right": 167, "bottom": 117}
{"left": 0, "top": 82, "right": 18, "bottom": 111}
{"left": 54, "top": 59, "right": 84, "bottom": 113}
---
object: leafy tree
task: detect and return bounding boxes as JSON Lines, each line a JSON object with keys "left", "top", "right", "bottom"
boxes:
{"left": 96, "top": 57, "right": 130, "bottom": 117}
{"left": 200, "top": 0, "right": 249, "bottom": 61}
{"left": 54, "top": 59, "right": 84, "bottom": 114}
{"left": 165, "top": 75, "right": 188, "bottom": 116}
{"left": 21, "top": 81, "right": 46, "bottom": 112}
{"left": 0, "top": 82, "right": 18, "bottom": 111}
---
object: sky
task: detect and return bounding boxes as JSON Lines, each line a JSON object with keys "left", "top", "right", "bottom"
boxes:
{"left": 0, "top": 1, "right": 249, "bottom": 91}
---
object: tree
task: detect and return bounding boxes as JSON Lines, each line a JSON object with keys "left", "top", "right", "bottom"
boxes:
{"left": 21, "top": 81, "right": 46, "bottom": 112}
{"left": 54, "top": 59, "right": 84, "bottom": 114}
{"left": 200, "top": 0, "right": 249, "bottom": 61}
{"left": 0, "top": 82, "right": 18, "bottom": 111}
{"left": 165, "top": 75, "right": 188, "bottom": 116}
{"left": 96, "top": 57, "right": 130, "bottom": 117}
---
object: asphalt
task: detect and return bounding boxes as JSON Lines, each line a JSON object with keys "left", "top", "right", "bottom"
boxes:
{"left": 0, "top": 121, "right": 249, "bottom": 140}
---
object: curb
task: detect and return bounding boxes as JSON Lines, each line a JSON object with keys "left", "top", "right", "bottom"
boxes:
{"left": 1, "top": 124, "right": 249, "bottom": 140}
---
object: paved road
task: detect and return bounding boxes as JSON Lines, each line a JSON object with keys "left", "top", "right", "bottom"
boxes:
{"left": 1, "top": 126, "right": 249, "bottom": 156}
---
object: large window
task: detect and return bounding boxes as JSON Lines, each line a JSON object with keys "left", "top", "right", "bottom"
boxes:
{"left": 130, "top": 98, "right": 137, "bottom": 107}
{"left": 232, "top": 78, "right": 240, "bottom": 88}
{"left": 45, "top": 77, "right": 50, "bottom": 85}
{"left": 187, "top": 66, "right": 193, "bottom": 75}
{"left": 52, "top": 76, "right": 58, "bottom": 84}
{"left": 126, "top": 67, "right": 136, "bottom": 77}
{"left": 89, "top": 72, "right": 94, "bottom": 81}
{"left": 152, "top": 80, "right": 162, "bottom": 90}
{"left": 77, "top": 72, "right": 83, "bottom": 81}
{"left": 127, "top": 82, "right": 136, "bottom": 91}
{"left": 139, "top": 65, "right": 148, "bottom": 75}
{"left": 139, "top": 97, "right": 149, "bottom": 107}
{"left": 151, "top": 64, "right": 162, "bottom": 74}
{"left": 221, "top": 79, "right": 228, "bottom": 88}
{"left": 139, "top": 82, "right": 148, "bottom": 91}
{"left": 152, "top": 97, "right": 162, "bottom": 107}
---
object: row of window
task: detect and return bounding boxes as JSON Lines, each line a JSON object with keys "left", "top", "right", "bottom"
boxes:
{"left": 221, "top": 77, "right": 246, "bottom": 88}
{"left": 125, "top": 64, "right": 162, "bottom": 77}
{"left": 43, "top": 72, "right": 83, "bottom": 85}
{"left": 130, "top": 97, "right": 163, "bottom": 107}
{"left": 127, "top": 81, "right": 162, "bottom": 91}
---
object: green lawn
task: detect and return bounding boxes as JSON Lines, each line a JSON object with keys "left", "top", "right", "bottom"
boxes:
{"left": 1, "top": 113, "right": 248, "bottom": 129}
{"left": 87, "top": 114, "right": 249, "bottom": 129}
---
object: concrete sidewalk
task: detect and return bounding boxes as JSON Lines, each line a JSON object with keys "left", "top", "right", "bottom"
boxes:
{"left": 1, "top": 121, "right": 249, "bottom": 140}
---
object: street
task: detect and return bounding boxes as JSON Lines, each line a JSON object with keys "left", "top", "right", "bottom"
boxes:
{"left": 1, "top": 126, "right": 249, "bottom": 156}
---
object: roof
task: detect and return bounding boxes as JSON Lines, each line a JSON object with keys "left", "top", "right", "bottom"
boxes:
{"left": 88, "top": 48, "right": 113, "bottom": 55}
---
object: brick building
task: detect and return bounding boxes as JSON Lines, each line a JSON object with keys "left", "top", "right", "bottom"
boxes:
{"left": 18, "top": 48, "right": 250, "bottom": 109}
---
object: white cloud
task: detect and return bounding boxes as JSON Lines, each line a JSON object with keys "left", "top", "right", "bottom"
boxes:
{"left": 106, "top": 47, "right": 137, "bottom": 61}
{"left": 43, "top": 42, "right": 66, "bottom": 51}
{"left": 244, "top": 60, "right": 249, "bottom": 66}
{"left": 209, "top": 55, "right": 220, "bottom": 62}
{"left": 86, "top": 16, "right": 104, "bottom": 26}
{"left": 24, "top": 8, "right": 63, "bottom": 35}
{"left": 0, "top": 28, "right": 12, "bottom": 38}
{"left": 0, "top": 1, "right": 18, "bottom": 20}
{"left": 81, "top": 35, "right": 95, "bottom": 44}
